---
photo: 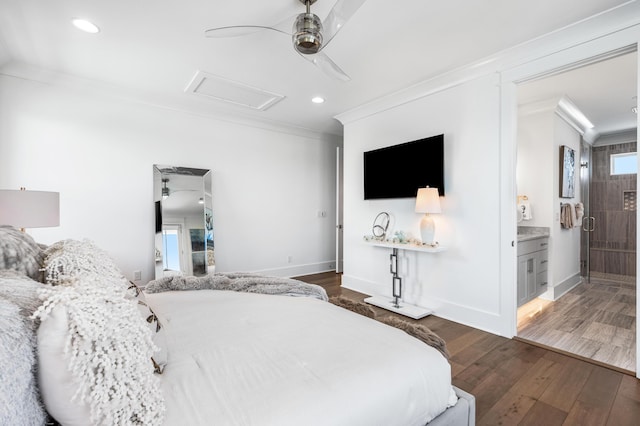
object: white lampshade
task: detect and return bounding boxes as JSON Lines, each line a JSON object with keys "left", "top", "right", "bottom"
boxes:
{"left": 415, "top": 187, "right": 441, "bottom": 214}
{"left": 0, "top": 189, "right": 60, "bottom": 228}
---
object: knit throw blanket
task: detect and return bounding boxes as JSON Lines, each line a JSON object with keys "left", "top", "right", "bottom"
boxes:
{"left": 32, "top": 276, "right": 165, "bottom": 425}
{"left": 145, "top": 272, "right": 328, "bottom": 301}
{"left": 329, "top": 296, "right": 450, "bottom": 360}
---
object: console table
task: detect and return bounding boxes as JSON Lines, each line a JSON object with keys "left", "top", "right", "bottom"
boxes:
{"left": 364, "top": 241, "right": 445, "bottom": 319}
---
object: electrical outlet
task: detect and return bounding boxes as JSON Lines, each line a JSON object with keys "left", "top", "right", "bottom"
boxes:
{"left": 287, "top": 255, "right": 293, "bottom": 263}
{"left": 133, "top": 270, "right": 142, "bottom": 281}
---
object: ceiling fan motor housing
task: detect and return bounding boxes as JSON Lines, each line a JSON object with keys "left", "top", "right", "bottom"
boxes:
{"left": 293, "top": 13, "right": 323, "bottom": 54}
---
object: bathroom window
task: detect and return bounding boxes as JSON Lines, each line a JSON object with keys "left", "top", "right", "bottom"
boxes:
{"left": 610, "top": 152, "right": 638, "bottom": 175}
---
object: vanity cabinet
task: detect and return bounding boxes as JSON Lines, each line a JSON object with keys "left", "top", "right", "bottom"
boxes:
{"left": 517, "top": 237, "right": 549, "bottom": 306}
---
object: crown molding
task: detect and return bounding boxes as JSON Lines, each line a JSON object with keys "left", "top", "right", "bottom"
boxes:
{"left": 335, "top": 1, "right": 640, "bottom": 126}
{"left": 0, "top": 62, "right": 341, "bottom": 142}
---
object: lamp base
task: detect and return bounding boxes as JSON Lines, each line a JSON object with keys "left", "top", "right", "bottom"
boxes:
{"left": 420, "top": 214, "right": 435, "bottom": 245}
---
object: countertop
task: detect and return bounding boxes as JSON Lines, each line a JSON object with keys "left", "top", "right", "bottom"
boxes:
{"left": 517, "top": 226, "right": 550, "bottom": 242}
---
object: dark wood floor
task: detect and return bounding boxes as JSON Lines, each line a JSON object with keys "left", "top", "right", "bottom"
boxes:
{"left": 295, "top": 272, "right": 640, "bottom": 426}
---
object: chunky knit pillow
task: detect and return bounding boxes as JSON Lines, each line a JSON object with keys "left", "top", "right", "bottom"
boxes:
{"left": 43, "top": 239, "right": 127, "bottom": 288}
{"left": 0, "top": 226, "right": 45, "bottom": 282}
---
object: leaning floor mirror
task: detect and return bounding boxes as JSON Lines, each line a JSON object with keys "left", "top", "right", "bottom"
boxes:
{"left": 153, "top": 165, "right": 213, "bottom": 279}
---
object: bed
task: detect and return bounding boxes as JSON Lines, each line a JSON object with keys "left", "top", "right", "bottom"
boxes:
{"left": 0, "top": 226, "right": 475, "bottom": 425}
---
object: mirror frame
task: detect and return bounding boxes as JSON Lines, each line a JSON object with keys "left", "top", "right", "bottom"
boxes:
{"left": 153, "top": 165, "right": 213, "bottom": 279}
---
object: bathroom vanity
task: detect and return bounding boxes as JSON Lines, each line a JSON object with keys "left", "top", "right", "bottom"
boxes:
{"left": 517, "top": 227, "right": 549, "bottom": 306}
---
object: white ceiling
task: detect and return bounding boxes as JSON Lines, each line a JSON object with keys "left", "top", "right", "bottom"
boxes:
{"left": 518, "top": 50, "right": 638, "bottom": 142}
{"left": 0, "top": 0, "right": 632, "bottom": 136}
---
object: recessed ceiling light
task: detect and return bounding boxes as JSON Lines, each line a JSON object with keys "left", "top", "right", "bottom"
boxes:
{"left": 311, "top": 96, "right": 325, "bottom": 104}
{"left": 72, "top": 18, "right": 100, "bottom": 34}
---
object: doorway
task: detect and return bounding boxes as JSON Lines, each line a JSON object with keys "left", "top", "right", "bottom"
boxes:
{"left": 514, "top": 49, "right": 638, "bottom": 373}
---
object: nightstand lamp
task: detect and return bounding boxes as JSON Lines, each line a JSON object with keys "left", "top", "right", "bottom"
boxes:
{"left": 0, "top": 187, "right": 60, "bottom": 231}
{"left": 415, "top": 187, "right": 441, "bottom": 245}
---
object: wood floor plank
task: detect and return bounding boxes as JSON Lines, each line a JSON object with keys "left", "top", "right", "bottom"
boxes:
{"left": 449, "top": 333, "right": 505, "bottom": 372}
{"left": 478, "top": 357, "right": 563, "bottom": 425}
{"left": 617, "top": 374, "right": 640, "bottom": 401}
{"left": 563, "top": 365, "right": 623, "bottom": 426}
{"left": 519, "top": 401, "right": 567, "bottom": 426}
{"left": 464, "top": 369, "right": 515, "bottom": 421}
{"left": 606, "top": 394, "right": 640, "bottom": 426}
{"left": 538, "top": 354, "right": 594, "bottom": 412}
{"left": 606, "top": 375, "right": 640, "bottom": 426}
{"left": 444, "top": 328, "right": 488, "bottom": 357}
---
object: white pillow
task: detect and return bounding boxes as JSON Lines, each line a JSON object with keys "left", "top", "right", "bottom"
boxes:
{"left": 128, "top": 283, "right": 168, "bottom": 371}
{"left": 37, "top": 305, "right": 92, "bottom": 425}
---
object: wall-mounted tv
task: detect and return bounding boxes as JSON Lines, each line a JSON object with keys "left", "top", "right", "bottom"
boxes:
{"left": 363, "top": 134, "right": 444, "bottom": 200}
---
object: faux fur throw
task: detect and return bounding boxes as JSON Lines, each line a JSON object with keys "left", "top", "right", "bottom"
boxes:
{"left": 0, "top": 298, "right": 47, "bottom": 425}
{"left": 379, "top": 316, "right": 450, "bottom": 360}
{"left": 145, "top": 272, "right": 328, "bottom": 301}
{"left": 0, "top": 225, "right": 45, "bottom": 282}
{"left": 329, "top": 295, "right": 375, "bottom": 318}
{"left": 329, "top": 296, "right": 449, "bottom": 360}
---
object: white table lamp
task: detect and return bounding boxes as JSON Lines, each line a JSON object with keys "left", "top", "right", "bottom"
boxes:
{"left": 0, "top": 188, "right": 60, "bottom": 231}
{"left": 415, "top": 187, "right": 441, "bottom": 245}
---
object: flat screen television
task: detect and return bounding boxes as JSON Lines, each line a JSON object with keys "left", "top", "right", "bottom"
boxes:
{"left": 363, "top": 134, "right": 444, "bottom": 200}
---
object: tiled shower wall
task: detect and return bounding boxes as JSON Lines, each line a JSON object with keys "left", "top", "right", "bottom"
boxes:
{"left": 590, "top": 141, "right": 637, "bottom": 277}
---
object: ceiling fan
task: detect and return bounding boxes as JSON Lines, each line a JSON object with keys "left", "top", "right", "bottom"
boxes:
{"left": 205, "top": 0, "right": 368, "bottom": 81}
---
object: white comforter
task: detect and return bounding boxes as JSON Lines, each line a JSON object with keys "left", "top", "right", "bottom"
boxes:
{"left": 146, "top": 290, "right": 458, "bottom": 426}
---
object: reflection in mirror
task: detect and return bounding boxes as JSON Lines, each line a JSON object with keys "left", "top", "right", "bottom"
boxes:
{"left": 154, "top": 165, "right": 213, "bottom": 279}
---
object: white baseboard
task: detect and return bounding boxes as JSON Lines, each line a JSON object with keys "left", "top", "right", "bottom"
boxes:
{"left": 541, "top": 273, "right": 582, "bottom": 301}
{"left": 342, "top": 274, "right": 511, "bottom": 337}
{"left": 254, "top": 261, "right": 336, "bottom": 278}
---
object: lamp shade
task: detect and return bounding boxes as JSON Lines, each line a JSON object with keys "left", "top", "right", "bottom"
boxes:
{"left": 415, "top": 187, "right": 441, "bottom": 214}
{"left": 0, "top": 189, "right": 60, "bottom": 228}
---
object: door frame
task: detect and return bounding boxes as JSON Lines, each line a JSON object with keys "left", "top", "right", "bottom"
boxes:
{"left": 500, "top": 30, "right": 640, "bottom": 376}
{"left": 336, "top": 146, "right": 344, "bottom": 273}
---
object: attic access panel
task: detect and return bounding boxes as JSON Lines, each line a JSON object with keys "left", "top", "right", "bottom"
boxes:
{"left": 185, "top": 70, "right": 285, "bottom": 111}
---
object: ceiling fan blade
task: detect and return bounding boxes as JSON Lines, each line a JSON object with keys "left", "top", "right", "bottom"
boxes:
{"left": 205, "top": 14, "right": 296, "bottom": 38}
{"left": 298, "top": 50, "right": 351, "bottom": 82}
{"left": 205, "top": 25, "right": 290, "bottom": 38}
{"left": 321, "top": 0, "right": 368, "bottom": 50}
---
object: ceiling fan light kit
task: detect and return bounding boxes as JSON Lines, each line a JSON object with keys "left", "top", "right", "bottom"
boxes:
{"left": 293, "top": 13, "right": 323, "bottom": 54}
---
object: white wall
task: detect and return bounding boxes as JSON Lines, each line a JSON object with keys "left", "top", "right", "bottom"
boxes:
{"left": 516, "top": 108, "right": 555, "bottom": 228}
{"left": 0, "top": 75, "right": 339, "bottom": 283}
{"left": 516, "top": 105, "right": 582, "bottom": 296}
{"left": 339, "top": 2, "right": 640, "bottom": 337}
{"left": 342, "top": 74, "right": 505, "bottom": 333}
{"left": 551, "top": 116, "right": 582, "bottom": 291}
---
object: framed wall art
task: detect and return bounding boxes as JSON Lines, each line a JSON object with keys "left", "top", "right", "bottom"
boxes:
{"left": 560, "top": 145, "right": 575, "bottom": 198}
